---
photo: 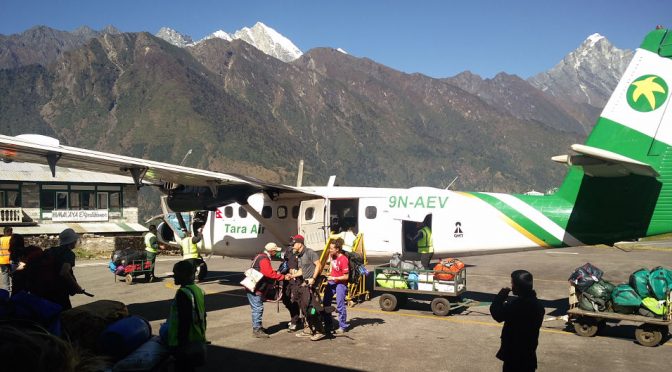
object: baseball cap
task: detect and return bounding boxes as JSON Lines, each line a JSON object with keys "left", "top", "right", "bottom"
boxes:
{"left": 291, "top": 234, "right": 304, "bottom": 244}
{"left": 265, "top": 242, "right": 281, "bottom": 251}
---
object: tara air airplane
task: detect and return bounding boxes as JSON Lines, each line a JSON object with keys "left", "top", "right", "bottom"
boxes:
{"left": 2, "top": 28, "right": 672, "bottom": 267}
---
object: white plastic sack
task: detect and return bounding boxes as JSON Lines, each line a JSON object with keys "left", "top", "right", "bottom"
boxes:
{"left": 240, "top": 268, "right": 264, "bottom": 291}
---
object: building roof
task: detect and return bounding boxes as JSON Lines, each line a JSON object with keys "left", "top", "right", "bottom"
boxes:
{"left": 12, "top": 222, "right": 148, "bottom": 235}
{"left": 0, "top": 162, "right": 136, "bottom": 184}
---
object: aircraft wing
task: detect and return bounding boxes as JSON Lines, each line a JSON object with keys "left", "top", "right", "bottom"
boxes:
{"left": 0, "top": 134, "right": 308, "bottom": 196}
{"left": 552, "top": 144, "right": 660, "bottom": 178}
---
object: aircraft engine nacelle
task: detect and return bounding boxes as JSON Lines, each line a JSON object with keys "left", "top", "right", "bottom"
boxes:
{"left": 156, "top": 221, "right": 177, "bottom": 245}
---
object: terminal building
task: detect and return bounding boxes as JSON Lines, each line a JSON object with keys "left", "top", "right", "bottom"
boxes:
{"left": 0, "top": 162, "right": 147, "bottom": 236}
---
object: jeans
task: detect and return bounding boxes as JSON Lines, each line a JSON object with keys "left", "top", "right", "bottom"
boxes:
{"left": 246, "top": 291, "right": 264, "bottom": 329}
{"left": 323, "top": 281, "right": 348, "bottom": 329}
{"left": 0, "top": 265, "right": 10, "bottom": 292}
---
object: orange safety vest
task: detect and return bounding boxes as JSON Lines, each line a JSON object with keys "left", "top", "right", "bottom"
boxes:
{"left": 0, "top": 236, "right": 11, "bottom": 265}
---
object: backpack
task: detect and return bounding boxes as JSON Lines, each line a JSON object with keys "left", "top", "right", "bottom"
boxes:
{"left": 579, "top": 292, "right": 607, "bottom": 312}
{"left": 568, "top": 263, "right": 603, "bottom": 291}
{"left": 25, "top": 247, "right": 64, "bottom": 298}
{"left": 629, "top": 268, "right": 651, "bottom": 298}
{"left": 343, "top": 251, "right": 365, "bottom": 283}
{"left": 648, "top": 266, "right": 672, "bottom": 301}
{"left": 433, "top": 258, "right": 465, "bottom": 281}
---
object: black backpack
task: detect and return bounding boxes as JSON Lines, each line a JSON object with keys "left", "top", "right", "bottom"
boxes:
{"left": 343, "top": 251, "right": 365, "bottom": 283}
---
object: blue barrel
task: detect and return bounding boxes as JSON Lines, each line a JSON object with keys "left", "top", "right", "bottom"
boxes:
{"left": 98, "top": 315, "right": 152, "bottom": 359}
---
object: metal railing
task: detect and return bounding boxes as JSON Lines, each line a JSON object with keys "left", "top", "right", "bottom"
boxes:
{"left": 0, "top": 208, "right": 22, "bottom": 223}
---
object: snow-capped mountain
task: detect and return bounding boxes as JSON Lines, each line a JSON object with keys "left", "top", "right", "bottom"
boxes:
{"left": 156, "top": 22, "right": 302, "bottom": 63}
{"left": 156, "top": 27, "right": 193, "bottom": 48}
{"left": 528, "top": 33, "right": 633, "bottom": 107}
{"left": 230, "top": 22, "right": 302, "bottom": 62}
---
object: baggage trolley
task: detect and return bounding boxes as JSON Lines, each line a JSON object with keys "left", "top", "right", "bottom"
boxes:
{"left": 113, "top": 259, "right": 155, "bottom": 285}
{"left": 374, "top": 264, "right": 476, "bottom": 316}
{"left": 567, "top": 285, "right": 671, "bottom": 346}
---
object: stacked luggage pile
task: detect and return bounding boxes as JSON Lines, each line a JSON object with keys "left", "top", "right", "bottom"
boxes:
{"left": 376, "top": 254, "right": 466, "bottom": 293}
{"left": 108, "top": 248, "right": 149, "bottom": 276}
{"left": 569, "top": 263, "right": 672, "bottom": 318}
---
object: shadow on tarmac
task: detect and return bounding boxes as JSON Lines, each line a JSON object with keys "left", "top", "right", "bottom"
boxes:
{"left": 202, "top": 344, "right": 363, "bottom": 371}
{"left": 128, "top": 287, "right": 248, "bottom": 322}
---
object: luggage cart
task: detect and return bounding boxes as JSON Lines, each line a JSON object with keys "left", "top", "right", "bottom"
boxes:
{"left": 374, "top": 264, "right": 477, "bottom": 316}
{"left": 113, "top": 259, "right": 155, "bottom": 285}
{"left": 567, "top": 285, "right": 671, "bottom": 346}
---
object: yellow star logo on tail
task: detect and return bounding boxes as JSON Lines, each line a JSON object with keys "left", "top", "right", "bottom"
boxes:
{"left": 631, "top": 76, "right": 666, "bottom": 110}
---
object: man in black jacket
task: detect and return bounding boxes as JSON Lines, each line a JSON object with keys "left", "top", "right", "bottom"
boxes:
{"left": 490, "top": 270, "right": 545, "bottom": 372}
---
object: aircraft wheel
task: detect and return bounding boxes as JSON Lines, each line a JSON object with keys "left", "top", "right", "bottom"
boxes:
{"left": 125, "top": 274, "right": 133, "bottom": 285}
{"left": 635, "top": 325, "right": 663, "bottom": 347}
{"left": 379, "top": 293, "right": 398, "bottom": 311}
{"left": 431, "top": 297, "right": 451, "bottom": 316}
{"left": 573, "top": 317, "right": 598, "bottom": 337}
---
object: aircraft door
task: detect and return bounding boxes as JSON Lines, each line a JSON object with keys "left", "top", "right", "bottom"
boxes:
{"left": 299, "top": 199, "right": 329, "bottom": 249}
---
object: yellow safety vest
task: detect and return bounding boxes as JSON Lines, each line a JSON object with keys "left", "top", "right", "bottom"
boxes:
{"left": 181, "top": 237, "right": 199, "bottom": 259}
{"left": 144, "top": 232, "right": 158, "bottom": 254}
{"left": 417, "top": 226, "right": 433, "bottom": 254}
{"left": 0, "top": 236, "right": 11, "bottom": 265}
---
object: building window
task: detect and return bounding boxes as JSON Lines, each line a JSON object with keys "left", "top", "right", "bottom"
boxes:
{"left": 262, "top": 206, "right": 272, "bottom": 219}
{"left": 56, "top": 192, "right": 68, "bottom": 210}
{"left": 81, "top": 191, "right": 96, "bottom": 209}
{"left": 365, "top": 206, "right": 377, "bottom": 219}
{"left": 292, "top": 206, "right": 299, "bottom": 219}
{"left": 97, "top": 192, "right": 109, "bottom": 209}
{"left": 277, "top": 206, "right": 287, "bottom": 219}
{"left": 224, "top": 206, "right": 233, "bottom": 218}
{"left": 109, "top": 191, "right": 121, "bottom": 210}
{"left": 239, "top": 207, "right": 248, "bottom": 218}
{"left": 0, "top": 184, "right": 20, "bottom": 207}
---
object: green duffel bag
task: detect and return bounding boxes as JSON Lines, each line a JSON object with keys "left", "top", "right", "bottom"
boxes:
{"left": 585, "top": 279, "right": 615, "bottom": 301}
{"left": 612, "top": 284, "right": 642, "bottom": 307}
{"left": 648, "top": 267, "right": 672, "bottom": 301}
{"left": 641, "top": 297, "right": 668, "bottom": 317}
{"left": 376, "top": 273, "right": 408, "bottom": 289}
{"left": 629, "top": 269, "right": 651, "bottom": 298}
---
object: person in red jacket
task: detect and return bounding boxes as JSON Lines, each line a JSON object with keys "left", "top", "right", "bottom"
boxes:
{"left": 246, "top": 242, "right": 288, "bottom": 338}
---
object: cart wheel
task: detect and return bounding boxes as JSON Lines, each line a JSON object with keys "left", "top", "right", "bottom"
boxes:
{"left": 145, "top": 273, "right": 152, "bottom": 282}
{"left": 430, "top": 297, "right": 451, "bottom": 316}
{"left": 125, "top": 274, "right": 133, "bottom": 285}
{"left": 635, "top": 325, "right": 663, "bottom": 347}
{"left": 573, "top": 317, "right": 599, "bottom": 337}
{"left": 379, "top": 293, "right": 398, "bottom": 311}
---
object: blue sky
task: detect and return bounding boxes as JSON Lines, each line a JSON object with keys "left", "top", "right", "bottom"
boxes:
{"left": 1, "top": 0, "right": 670, "bottom": 78}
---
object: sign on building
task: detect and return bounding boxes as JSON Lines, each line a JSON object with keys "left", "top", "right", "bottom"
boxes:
{"left": 52, "top": 209, "right": 109, "bottom": 222}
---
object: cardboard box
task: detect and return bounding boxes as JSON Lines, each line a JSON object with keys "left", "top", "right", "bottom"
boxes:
{"left": 418, "top": 282, "right": 434, "bottom": 291}
{"left": 434, "top": 280, "right": 456, "bottom": 293}
{"left": 418, "top": 273, "right": 433, "bottom": 283}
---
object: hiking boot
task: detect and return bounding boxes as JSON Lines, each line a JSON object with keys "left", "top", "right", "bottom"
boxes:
{"left": 310, "top": 332, "right": 326, "bottom": 341}
{"left": 253, "top": 328, "right": 269, "bottom": 338}
{"left": 334, "top": 327, "right": 348, "bottom": 335}
{"left": 287, "top": 323, "right": 298, "bottom": 332}
{"left": 295, "top": 331, "right": 313, "bottom": 338}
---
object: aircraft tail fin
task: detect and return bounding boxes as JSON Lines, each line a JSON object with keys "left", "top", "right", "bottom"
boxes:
{"left": 554, "top": 28, "right": 672, "bottom": 240}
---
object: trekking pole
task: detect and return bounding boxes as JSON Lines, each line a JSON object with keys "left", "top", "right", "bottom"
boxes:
{"left": 82, "top": 290, "right": 95, "bottom": 297}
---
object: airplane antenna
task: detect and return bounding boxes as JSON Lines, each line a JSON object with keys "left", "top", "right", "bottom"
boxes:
{"left": 296, "top": 159, "right": 304, "bottom": 187}
{"left": 445, "top": 176, "right": 458, "bottom": 190}
{"left": 179, "top": 149, "right": 193, "bottom": 166}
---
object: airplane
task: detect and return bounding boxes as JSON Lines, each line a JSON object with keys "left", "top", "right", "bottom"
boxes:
{"left": 1, "top": 27, "right": 672, "bottom": 277}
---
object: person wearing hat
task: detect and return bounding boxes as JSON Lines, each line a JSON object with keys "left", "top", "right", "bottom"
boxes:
{"left": 490, "top": 270, "right": 545, "bottom": 372}
{"left": 28, "top": 228, "right": 85, "bottom": 310}
{"left": 245, "top": 242, "right": 288, "bottom": 338}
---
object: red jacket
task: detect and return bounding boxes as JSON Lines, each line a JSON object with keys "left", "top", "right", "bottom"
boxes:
{"left": 254, "top": 254, "right": 284, "bottom": 281}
